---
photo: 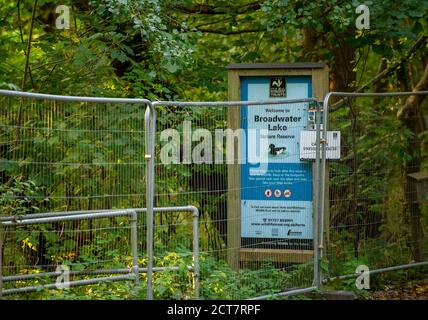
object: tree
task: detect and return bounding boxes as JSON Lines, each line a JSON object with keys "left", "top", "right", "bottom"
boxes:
{"left": 397, "top": 62, "right": 428, "bottom": 261}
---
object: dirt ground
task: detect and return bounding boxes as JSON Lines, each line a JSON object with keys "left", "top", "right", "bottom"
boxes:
{"left": 364, "top": 279, "right": 428, "bottom": 300}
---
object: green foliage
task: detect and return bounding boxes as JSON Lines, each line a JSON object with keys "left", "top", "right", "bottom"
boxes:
{"left": 0, "top": 177, "right": 46, "bottom": 216}
{"left": 0, "top": 0, "right": 197, "bottom": 98}
{"left": 199, "top": 255, "right": 312, "bottom": 299}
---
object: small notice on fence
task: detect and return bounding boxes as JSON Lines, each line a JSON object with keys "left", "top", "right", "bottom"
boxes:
{"left": 299, "top": 130, "right": 341, "bottom": 160}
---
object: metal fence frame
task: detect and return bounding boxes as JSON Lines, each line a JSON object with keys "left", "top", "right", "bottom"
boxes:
{"left": 2, "top": 89, "right": 427, "bottom": 300}
{"left": 0, "top": 89, "right": 201, "bottom": 299}
{"left": 0, "top": 209, "right": 139, "bottom": 296}
{"left": 0, "top": 205, "right": 200, "bottom": 298}
{"left": 0, "top": 89, "right": 152, "bottom": 299}
{"left": 320, "top": 91, "right": 428, "bottom": 285}
{"left": 0, "top": 90, "right": 324, "bottom": 300}
{"left": 149, "top": 98, "right": 323, "bottom": 300}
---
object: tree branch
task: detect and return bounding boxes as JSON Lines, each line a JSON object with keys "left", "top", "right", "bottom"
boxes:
{"left": 169, "top": 1, "right": 261, "bottom": 15}
{"left": 195, "top": 26, "right": 270, "bottom": 35}
{"left": 16, "top": 0, "right": 38, "bottom": 147}
{"left": 397, "top": 60, "right": 428, "bottom": 262}
{"left": 330, "top": 35, "right": 428, "bottom": 111}
{"left": 17, "top": 0, "right": 34, "bottom": 89}
{"left": 21, "top": 0, "right": 38, "bottom": 91}
{"left": 397, "top": 61, "right": 428, "bottom": 122}
{"left": 192, "top": 16, "right": 234, "bottom": 29}
{"left": 359, "top": 36, "right": 427, "bottom": 92}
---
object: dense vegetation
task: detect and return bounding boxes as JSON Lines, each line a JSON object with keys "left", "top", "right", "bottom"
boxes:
{"left": 0, "top": 0, "right": 428, "bottom": 300}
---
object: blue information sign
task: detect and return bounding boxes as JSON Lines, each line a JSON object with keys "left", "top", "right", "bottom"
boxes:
{"left": 240, "top": 76, "right": 313, "bottom": 247}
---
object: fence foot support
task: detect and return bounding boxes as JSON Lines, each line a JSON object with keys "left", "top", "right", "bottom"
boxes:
{"left": 321, "top": 291, "right": 358, "bottom": 300}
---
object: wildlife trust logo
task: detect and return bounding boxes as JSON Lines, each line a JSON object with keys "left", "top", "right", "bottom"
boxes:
{"left": 269, "top": 77, "right": 286, "bottom": 98}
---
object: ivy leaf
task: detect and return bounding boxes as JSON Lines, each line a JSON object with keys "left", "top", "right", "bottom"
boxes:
{"left": 111, "top": 49, "right": 127, "bottom": 63}
{"left": 164, "top": 62, "right": 178, "bottom": 73}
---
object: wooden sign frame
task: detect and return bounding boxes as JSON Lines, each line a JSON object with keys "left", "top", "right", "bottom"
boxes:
{"left": 227, "top": 63, "right": 329, "bottom": 270}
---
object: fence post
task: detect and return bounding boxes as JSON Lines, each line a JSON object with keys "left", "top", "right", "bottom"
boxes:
{"left": 320, "top": 93, "right": 334, "bottom": 285}
{"left": 145, "top": 104, "right": 156, "bottom": 300}
{"left": 0, "top": 224, "right": 3, "bottom": 299}
{"left": 313, "top": 101, "right": 322, "bottom": 288}
{"left": 130, "top": 210, "right": 139, "bottom": 286}
{"left": 320, "top": 95, "right": 331, "bottom": 285}
{"left": 192, "top": 207, "right": 200, "bottom": 299}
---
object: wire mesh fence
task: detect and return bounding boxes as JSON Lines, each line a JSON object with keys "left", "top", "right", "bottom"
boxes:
{"left": 152, "top": 100, "right": 319, "bottom": 299}
{"left": 2, "top": 89, "right": 427, "bottom": 300}
{"left": 0, "top": 92, "right": 150, "bottom": 298}
{"left": 321, "top": 92, "right": 428, "bottom": 285}
{"left": 0, "top": 206, "right": 201, "bottom": 299}
{"left": 0, "top": 93, "right": 148, "bottom": 211}
{"left": 0, "top": 210, "right": 139, "bottom": 297}
{"left": 1, "top": 216, "right": 132, "bottom": 276}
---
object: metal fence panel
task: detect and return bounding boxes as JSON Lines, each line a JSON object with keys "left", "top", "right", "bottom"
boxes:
{"left": 0, "top": 90, "right": 149, "bottom": 211}
{"left": 0, "top": 90, "right": 323, "bottom": 300}
{"left": 0, "top": 91, "right": 150, "bottom": 298}
{"left": 0, "top": 210, "right": 139, "bottom": 296}
{"left": 5, "top": 89, "right": 427, "bottom": 299}
{"left": 321, "top": 91, "right": 428, "bottom": 285}
{"left": 151, "top": 99, "right": 321, "bottom": 299}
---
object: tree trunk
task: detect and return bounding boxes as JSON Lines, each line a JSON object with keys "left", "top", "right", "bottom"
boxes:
{"left": 302, "top": 27, "right": 320, "bottom": 60}
{"left": 397, "top": 61, "right": 428, "bottom": 262}
{"left": 374, "top": 58, "right": 388, "bottom": 105}
{"left": 329, "top": 39, "right": 356, "bottom": 92}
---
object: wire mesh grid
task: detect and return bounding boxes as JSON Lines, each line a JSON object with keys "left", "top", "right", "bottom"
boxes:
{"left": 153, "top": 101, "right": 318, "bottom": 299}
{"left": 2, "top": 89, "right": 427, "bottom": 299}
{"left": 1, "top": 216, "right": 135, "bottom": 289}
{"left": 11, "top": 91, "right": 426, "bottom": 299}
{"left": 0, "top": 94, "right": 147, "bottom": 297}
{"left": 0, "top": 95, "right": 147, "bottom": 209}
{"left": 323, "top": 94, "right": 428, "bottom": 283}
